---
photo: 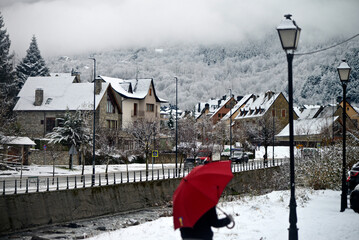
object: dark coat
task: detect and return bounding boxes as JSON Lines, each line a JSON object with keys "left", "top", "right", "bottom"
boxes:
{"left": 180, "top": 207, "right": 230, "bottom": 240}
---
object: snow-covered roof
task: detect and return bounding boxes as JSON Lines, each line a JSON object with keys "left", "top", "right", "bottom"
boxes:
{"left": 235, "top": 91, "right": 281, "bottom": 120}
{"left": 0, "top": 136, "right": 36, "bottom": 146}
{"left": 276, "top": 116, "right": 339, "bottom": 137}
{"left": 297, "top": 106, "right": 321, "bottom": 119}
{"left": 221, "top": 94, "right": 253, "bottom": 121}
{"left": 99, "top": 76, "right": 167, "bottom": 103}
{"left": 14, "top": 76, "right": 109, "bottom": 111}
{"left": 210, "top": 96, "right": 232, "bottom": 119}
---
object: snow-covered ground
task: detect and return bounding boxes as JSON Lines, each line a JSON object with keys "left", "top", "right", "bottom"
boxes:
{"left": 0, "top": 146, "right": 293, "bottom": 178}
{"left": 88, "top": 189, "right": 359, "bottom": 240}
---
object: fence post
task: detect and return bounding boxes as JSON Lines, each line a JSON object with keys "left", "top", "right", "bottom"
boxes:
{"left": 83, "top": 175, "right": 86, "bottom": 188}
{"left": 140, "top": 171, "right": 142, "bottom": 182}
{"left": 114, "top": 172, "right": 116, "bottom": 185}
{"left": 168, "top": 169, "right": 170, "bottom": 179}
{"left": 157, "top": 169, "right": 159, "bottom": 180}
{"left": 66, "top": 176, "right": 69, "bottom": 189}
{"left": 99, "top": 174, "right": 101, "bottom": 186}
{"left": 74, "top": 176, "right": 77, "bottom": 189}
{"left": 133, "top": 171, "right": 136, "bottom": 182}
{"left": 106, "top": 174, "right": 109, "bottom": 185}
{"left": 36, "top": 177, "right": 39, "bottom": 192}
{"left": 57, "top": 177, "right": 59, "bottom": 190}
{"left": 25, "top": 179, "right": 28, "bottom": 193}
{"left": 14, "top": 180, "right": 17, "bottom": 194}
{"left": 47, "top": 178, "right": 49, "bottom": 191}
{"left": 121, "top": 172, "right": 123, "bottom": 184}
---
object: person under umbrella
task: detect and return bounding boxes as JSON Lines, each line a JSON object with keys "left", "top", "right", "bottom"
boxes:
{"left": 173, "top": 160, "right": 235, "bottom": 240}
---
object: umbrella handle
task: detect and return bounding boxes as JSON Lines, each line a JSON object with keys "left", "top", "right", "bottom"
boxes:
{"left": 217, "top": 207, "right": 235, "bottom": 229}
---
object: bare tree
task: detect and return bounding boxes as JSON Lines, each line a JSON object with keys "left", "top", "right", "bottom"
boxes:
{"left": 96, "top": 127, "right": 122, "bottom": 180}
{"left": 125, "top": 118, "right": 159, "bottom": 178}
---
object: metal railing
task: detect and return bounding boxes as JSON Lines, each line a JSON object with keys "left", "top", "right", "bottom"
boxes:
{"left": 0, "top": 158, "right": 285, "bottom": 195}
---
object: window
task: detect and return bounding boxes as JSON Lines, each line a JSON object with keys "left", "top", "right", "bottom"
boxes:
{"left": 149, "top": 88, "right": 152, "bottom": 96}
{"left": 107, "top": 96, "right": 115, "bottom": 113}
{"left": 45, "top": 118, "right": 56, "bottom": 133}
{"left": 272, "top": 109, "right": 276, "bottom": 117}
{"left": 146, "top": 103, "right": 154, "bottom": 112}
{"left": 107, "top": 120, "right": 117, "bottom": 129}
{"left": 282, "top": 109, "right": 286, "bottom": 117}
{"left": 133, "top": 103, "right": 137, "bottom": 116}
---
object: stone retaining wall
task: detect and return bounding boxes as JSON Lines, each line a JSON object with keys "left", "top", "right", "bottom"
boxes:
{"left": 0, "top": 166, "right": 281, "bottom": 235}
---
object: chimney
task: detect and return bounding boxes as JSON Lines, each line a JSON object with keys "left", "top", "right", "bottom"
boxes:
{"left": 237, "top": 96, "right": 243, "bottom": 102}
{"left": 71, "top": 68, "right": 81, "bottom": 83}
{"left": 205, "top": 103, "right": 209, "bottom": 110}
{"left": 95, "top": 78, "right": 102, "bottom": 94}
{"left": 218, "top": 99, "right": 222, "bottom": 106}
{"left": 34, "top": 88, "right": 43, "bottom": 106}
{"left": 198, "top": 103, "right": 201, "bottom": 112}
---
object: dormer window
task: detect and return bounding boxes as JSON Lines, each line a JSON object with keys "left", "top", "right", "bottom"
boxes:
{"left": 45, "top": 98, "right": 52, "bottom": 105}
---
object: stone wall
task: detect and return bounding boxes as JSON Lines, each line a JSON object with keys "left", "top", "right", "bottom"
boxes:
{"left": 0, "top": 166, "right": 281, "bottom": 235}
{"left": 29, "top": 150, "right": 76, "bottom": 166}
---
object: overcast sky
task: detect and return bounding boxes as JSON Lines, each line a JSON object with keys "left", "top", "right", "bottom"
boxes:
{"left": 2, "top": 0, "right": 359, "bottom": 57}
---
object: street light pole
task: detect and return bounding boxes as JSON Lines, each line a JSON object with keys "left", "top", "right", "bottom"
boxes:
{"left": 175, "top": 77, "right": 178, "bottom": 177}
{"left": 337, "top": 59, "right": 351, "bottom": 212}
{"left": 89, "top": 57, "right": 96, "bottom": 187}
{"left": 229, "top": 89, "right": 232, "bottom": 156}
{"left": 277, "top": 14, "right": 301, "bottom": 240}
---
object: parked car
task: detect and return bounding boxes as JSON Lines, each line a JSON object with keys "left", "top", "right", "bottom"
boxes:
{"left": 350, "top": 185, "right": 359, "bottom": 213}
{"left": 197, "top": 150, "right": 212, "bottom": 163}
{"left": 348, "top": 162, "right": 359, "bottom": 192}
{"left": 230, "top": 151, "right": 249, "bottom": 163}
{"left": 183, "top": 157, "right": 207, "bottom": 170}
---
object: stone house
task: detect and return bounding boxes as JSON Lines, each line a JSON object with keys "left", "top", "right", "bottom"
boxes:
{"left": 13, "top": 74, "right": 121, "bottom": 139}
{"left": 276, "top": 104, "right": 358, "bottom": 146}
{"left": 234, "top": 91, "right": 298, "bottom": 135}
{"left": 99, "top": 76, "right": 167, "bottom": 128}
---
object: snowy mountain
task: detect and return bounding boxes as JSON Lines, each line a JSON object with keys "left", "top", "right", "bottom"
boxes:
{"left": 46, "top": 34, "right": 359, "bottom": 110}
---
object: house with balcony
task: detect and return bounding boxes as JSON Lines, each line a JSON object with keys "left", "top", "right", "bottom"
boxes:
{"left": 99, "top": 76, "right": 167, "bottom": 128}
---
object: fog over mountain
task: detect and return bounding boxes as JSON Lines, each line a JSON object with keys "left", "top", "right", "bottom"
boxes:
{"left": 46, "top": 35, "right": 359, "bottom": 110}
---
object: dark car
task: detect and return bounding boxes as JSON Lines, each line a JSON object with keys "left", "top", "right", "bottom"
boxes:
{"left": 183, "top": 157, "right": 206, "bottom": 170}
{"left": 348, "top": 162, "right": 359, "bottom": 192}
{"left": 230, "top": 151, "right": 249, "bottom": 164}
{"left": 350, "top": 185, "right": 359, "bottom": 213}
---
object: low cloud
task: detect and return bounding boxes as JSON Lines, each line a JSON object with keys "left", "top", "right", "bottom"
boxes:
{"left": 2, "top": 0, "right": 359, "bottom": 57}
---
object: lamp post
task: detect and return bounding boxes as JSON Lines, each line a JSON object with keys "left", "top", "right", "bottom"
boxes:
{"left": 89, "top": 57, "right": 96, "bottom": 187}
{"left": 277, "top": 14, "right": 301, "bottom": 240}
{"left": 229, "top": 89, "right": 232, "bottom": 156}
{"left": 175, "top": 77, "right": 178, "bottom": 177}
{"left": 337, "top": 59, "right": 351, "bottom": 212}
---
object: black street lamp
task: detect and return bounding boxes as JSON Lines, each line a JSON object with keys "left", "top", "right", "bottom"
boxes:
{"left": 89, "top": 57, "right": 96, "bottom": 187}
{"left": 277, "top": 14, "right": 301, "bottom": 240}
{"left": 229, "top": 89, "right": 232, "bottom": 156}
{"left": 175, "top": 77, "right": 178, "bottom": 177}
{"left": 337, "top": 59, "right": 351, "bottom": 212}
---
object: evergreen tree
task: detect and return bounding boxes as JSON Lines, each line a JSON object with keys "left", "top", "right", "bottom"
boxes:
{"left": 46, "top": 110, "right": 91, "bottom": 169}
{"left": 0, "top": 12, "right": 18, "bottom": 134}
{"left": 16, "top": 35, "right": 49, "bottom": 87}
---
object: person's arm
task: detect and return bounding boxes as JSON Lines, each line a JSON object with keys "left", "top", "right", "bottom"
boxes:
{"left": 208, "top": 207, "right": 231, "bottom": 228}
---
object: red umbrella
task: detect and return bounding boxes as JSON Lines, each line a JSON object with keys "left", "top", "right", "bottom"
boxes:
{"left": 173, "top": 160, "right": 233, "bottom": 230}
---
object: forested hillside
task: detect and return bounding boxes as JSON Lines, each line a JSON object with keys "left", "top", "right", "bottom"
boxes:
{"left": 46, "top": 34, "right": 359, "bottom": 110}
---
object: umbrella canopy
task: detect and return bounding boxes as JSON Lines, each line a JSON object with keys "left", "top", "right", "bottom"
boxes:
{"left": 173, "top": 160, "right": 233, "bottom": 230}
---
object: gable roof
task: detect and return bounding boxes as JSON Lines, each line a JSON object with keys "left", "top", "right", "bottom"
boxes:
{"left": 13, "top": 76, "right": 109, "bottom": 111}
{"left": 235, "top": 91, "right": 281, "bottom": 120}
{"left": 276, "top": 116, "right": 339, "bottom": 137}
{"left": 221, "top": 94, "right": 253, "bottom": 121}
{"left": 99, "top": 76, "right": 167, "bottom": 103}
{"left": 210, "top": 96, "right": 232, "bottom": 119}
